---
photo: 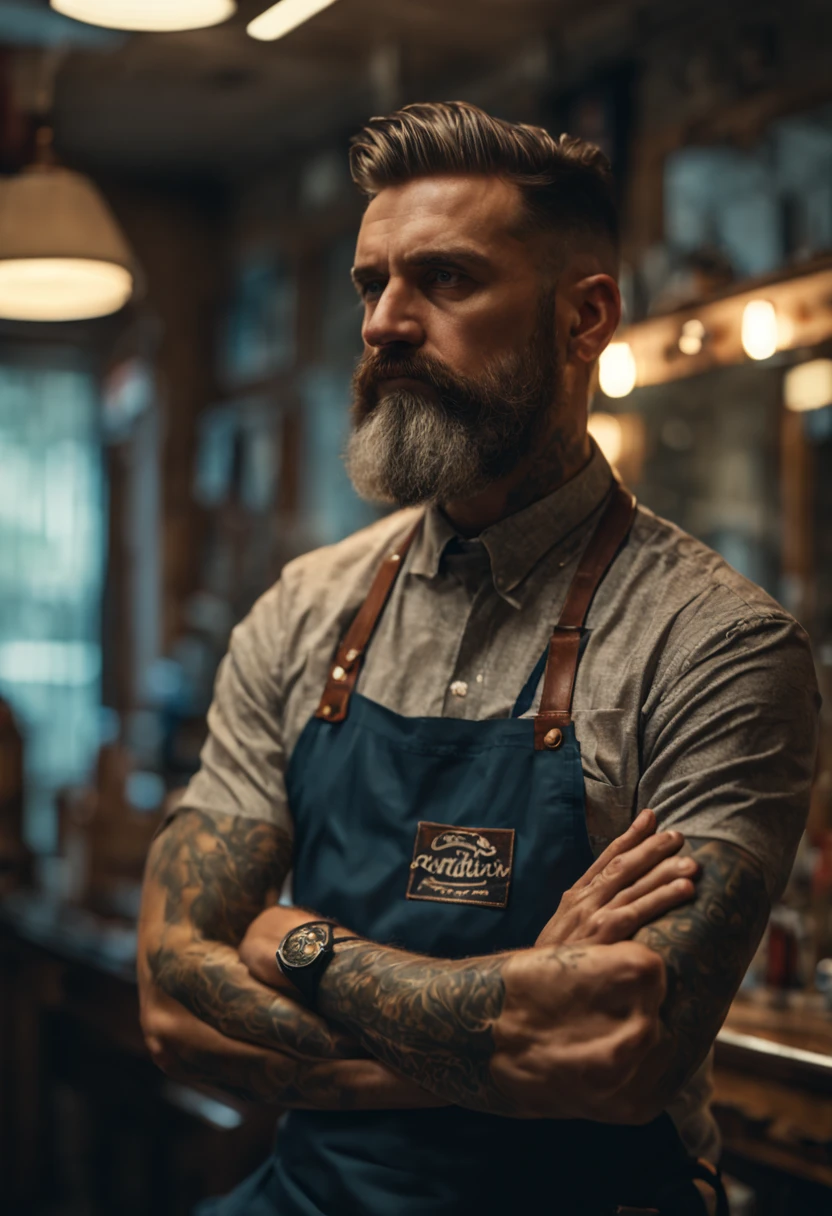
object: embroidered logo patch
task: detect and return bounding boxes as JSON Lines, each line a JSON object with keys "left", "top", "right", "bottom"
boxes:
{"left": 406, "top": 821, "right": 515, "bottom": 909}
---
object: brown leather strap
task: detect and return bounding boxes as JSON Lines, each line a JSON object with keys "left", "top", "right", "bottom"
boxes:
{"left": 534, "top": 481, "right": 636, "bottom": 749}
{"left": 315, "top": 519, "right": 422, "bottom": 723}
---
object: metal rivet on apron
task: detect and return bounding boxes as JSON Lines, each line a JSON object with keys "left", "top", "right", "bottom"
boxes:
{"left": 332, "top": 666, "right": 346, "bottom": 681}
{"left": 345, "top": 648, "right": 359, "bottom": 663}
{"left": 321, "top": 705, "right": 333, "bottom": 718}
{"left": 389, "top": 553, "right": 401, "bottom": 563}
{"left": 543, "top": 727, "right": 563, "bottom": 749}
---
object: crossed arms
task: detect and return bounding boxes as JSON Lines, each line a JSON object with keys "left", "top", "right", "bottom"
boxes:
{"left": 138, "top": 599, "right": 816, "bottom": 1119}
{"left": 138, "top": 804, "right": 769, "bottom": 1122}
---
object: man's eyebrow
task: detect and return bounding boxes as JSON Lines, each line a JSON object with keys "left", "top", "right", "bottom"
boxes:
{"left": 403, "top": 246, "right": 493, "bottom": 271}
{"left": 350, "top": 246, "right": 493, "bottom": 288}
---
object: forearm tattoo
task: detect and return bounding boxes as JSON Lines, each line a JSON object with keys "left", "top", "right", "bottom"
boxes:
{"left": 148, "top": 806, "right": 288, "bottom": 944}
{"left": 635, "top": 836, "right": 770, "bottom": 1099}
{"left": 318, "top": 944, "right": 515, "bottom": 1113}
{"left": 144, "top": 809, "right": 357, "bottom": 1063}
{"left": 158, "top": 1035, "right": 406, "bottom": 1111}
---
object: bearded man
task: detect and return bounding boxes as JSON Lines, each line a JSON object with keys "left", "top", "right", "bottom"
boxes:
{"left": 138, "top": 102, "right": 819, "bottom": 1216}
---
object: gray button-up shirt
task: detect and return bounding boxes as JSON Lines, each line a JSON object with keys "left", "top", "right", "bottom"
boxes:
{"left": 180, "top": 440, "right": 820, "bottom": 1159}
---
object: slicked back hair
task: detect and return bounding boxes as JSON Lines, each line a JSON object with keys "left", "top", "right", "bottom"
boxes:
{"left": 349, "top": 101, "right": 619, "bottom": 264}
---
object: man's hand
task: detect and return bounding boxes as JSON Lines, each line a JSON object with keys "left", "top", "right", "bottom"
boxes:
{"left": 536, "top": 808, "right": 699, "bottom": 948}
{"left": 494, "top": 941, "right": 666, "bottom": 1120}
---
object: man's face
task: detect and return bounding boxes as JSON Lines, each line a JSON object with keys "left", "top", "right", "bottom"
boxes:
{"left": 345, "top": 174, "right": 564, "bottom": 507}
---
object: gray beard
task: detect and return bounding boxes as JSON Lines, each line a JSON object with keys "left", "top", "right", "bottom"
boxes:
{"left": 344, "top": 389, "right": 499, "bottom": 507}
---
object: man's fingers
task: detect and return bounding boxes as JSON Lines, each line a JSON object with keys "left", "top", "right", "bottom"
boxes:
{"left": 574, "top": 808, "right": 656, "bottom": 889}
{"left": 605, "top": 854, "right": 699, "bottom": 909}
{"left": 587, "top": 830, "right": 686, "bottom": 903}
{"left": 598, "top": 878, "right": 697, "bottom": 942}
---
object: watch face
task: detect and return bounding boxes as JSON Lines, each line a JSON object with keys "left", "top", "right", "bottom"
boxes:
{"left": 279, "top": 922, "right": 331, "bottom": 969}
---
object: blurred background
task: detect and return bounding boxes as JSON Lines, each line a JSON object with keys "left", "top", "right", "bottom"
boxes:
{"left": 0, "top": 1, "right": 831, "bottom": 1213}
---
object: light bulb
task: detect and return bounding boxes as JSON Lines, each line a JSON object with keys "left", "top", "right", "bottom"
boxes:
{"left": 741, "top": 299, "right": 778, "bottom": 361}
{"left": 598, "top": 342, "right": 637, "bottom": 398}
{"left": 784, "top": 359, "right": 832, "bottom": 413}
{"left": 678, "top": 318, "right": 705, "bottom": 356}
{"left": 50, "top": 0, "right": 236, "bottom": 32}
{"left": 248, "top": 0, "right": 340, "bottom": 41}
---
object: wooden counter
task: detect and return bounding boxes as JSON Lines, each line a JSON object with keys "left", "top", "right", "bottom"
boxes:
{"left": 714, "top": 995, "right": 832, "bottom": 1205}
{"left": 0, "top": 891, "right": 276, "bottom": 1216}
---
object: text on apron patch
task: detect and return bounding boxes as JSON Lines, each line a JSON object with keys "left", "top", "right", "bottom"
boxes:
{"left": 406, "top": 821, "right": 515, "bottom": 909}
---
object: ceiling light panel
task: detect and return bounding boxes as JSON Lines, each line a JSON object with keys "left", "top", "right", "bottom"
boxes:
{"left": 247, "top": 0, "right": 339, "bottom": 42}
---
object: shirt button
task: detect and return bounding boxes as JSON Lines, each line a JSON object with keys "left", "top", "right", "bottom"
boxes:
{"left": 450, "top": 680, "right": 468, "bottom": 698}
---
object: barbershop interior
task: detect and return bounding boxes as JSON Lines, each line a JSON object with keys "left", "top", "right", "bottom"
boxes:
{"left": 1, "top": 1, "right": 832, "bottom": 1214}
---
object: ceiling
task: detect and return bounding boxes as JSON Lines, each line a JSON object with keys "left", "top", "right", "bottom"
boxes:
{"left": 0, "top": 0, "right": 627, "bottom": 180}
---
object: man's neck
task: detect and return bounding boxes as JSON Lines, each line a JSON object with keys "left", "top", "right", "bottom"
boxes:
{"left": 441, "top": 428, "right": 592, "bottom": 538}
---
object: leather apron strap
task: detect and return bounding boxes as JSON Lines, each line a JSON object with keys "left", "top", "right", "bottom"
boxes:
{"left": 315, "top": 520, "right": 422, "bottom": 723}
{"left": 315, "top": 480, "right": 636, "bottom": 733}
{"left": 534, "top": 480, "right": 636, "bottom": 750}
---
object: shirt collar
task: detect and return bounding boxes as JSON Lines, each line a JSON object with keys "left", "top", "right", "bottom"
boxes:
{"left": 408, "top": 440, "right": 614, "bottom": 604}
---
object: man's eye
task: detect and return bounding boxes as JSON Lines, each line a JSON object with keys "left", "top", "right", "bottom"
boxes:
{"left": 428, "top": 269, "right": 462, "bottom": 287}
{"left": 362, "top": 281, "right": 384, "bottom": 299}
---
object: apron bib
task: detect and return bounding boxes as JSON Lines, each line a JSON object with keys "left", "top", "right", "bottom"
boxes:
{"left": 199, "top": 484, "right": 724, "bottom": 1216}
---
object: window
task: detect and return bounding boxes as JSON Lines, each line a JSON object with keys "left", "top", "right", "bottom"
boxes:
{"left": 0, "top": 362, "right": 104, "bottom": 852}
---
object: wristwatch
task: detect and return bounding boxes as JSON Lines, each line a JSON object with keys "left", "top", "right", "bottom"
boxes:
{"left": 276, "top": 920, "right": 362, "bottom": 1007}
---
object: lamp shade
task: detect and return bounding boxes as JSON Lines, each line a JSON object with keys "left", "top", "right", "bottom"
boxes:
{"left": 50, "top": 0, "right": 236, "bottom": 33}
{"left": 0, "top": 165, "right": 135, "bottom": 321}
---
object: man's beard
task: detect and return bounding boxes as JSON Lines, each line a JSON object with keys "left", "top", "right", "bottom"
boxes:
{"left": 345, "top": 291, "right": 560, "bottom": 507}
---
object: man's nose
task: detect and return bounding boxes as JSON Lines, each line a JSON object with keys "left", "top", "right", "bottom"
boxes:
{"left": 363, "top": 282, "right": 424, "bottom": 349}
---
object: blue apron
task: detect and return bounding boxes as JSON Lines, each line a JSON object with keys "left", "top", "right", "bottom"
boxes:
{"left": 198, "top": 485, "right": 724, "bottom": 1216}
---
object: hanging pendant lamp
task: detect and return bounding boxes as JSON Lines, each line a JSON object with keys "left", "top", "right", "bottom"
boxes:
{"left": 0, "top": 134, "right": 136, "bottom": 322}
{"left": 50, "top": 0, "right": 236, "bottom": 32}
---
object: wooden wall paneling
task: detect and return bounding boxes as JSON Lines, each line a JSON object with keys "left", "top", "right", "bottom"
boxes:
{"left": 101, "top": 180, "right": 229, "bottom": 660}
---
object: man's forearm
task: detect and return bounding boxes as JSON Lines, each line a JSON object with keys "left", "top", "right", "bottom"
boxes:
{"left": 631, "top": 836, "right": 770, "bottom": 1113}
{"left": 318, "top": 943, "right": 516, "bottom": 1114}
{"left": 148, "top": 931, "right": 362, "bottom": 1059}
{"left": 318, "top": 937, "right": 669, "bottom": 1122}
{"left": 145, "top": 985, "right": 442, "bottom": 1110}
{"left": 140, "top": 808, "right": 441, "bottom": 1111}
{"left": 142, "top": 808, "right": 354, "bottom": 1058}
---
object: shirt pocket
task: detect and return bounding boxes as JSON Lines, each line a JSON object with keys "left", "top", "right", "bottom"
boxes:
{"left": 572, "top": 709, "right": 635, "bottom": 855}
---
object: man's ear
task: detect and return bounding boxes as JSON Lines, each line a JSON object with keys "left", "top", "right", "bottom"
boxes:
{"left": 566, "top": 274, "right": 621, "bottom": 364}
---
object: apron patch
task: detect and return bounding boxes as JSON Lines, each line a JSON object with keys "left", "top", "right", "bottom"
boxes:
{"left": 406, "top": 821, "right": 515, "bottom": 909}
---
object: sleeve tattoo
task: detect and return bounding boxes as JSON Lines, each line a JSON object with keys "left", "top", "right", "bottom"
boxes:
{"left": 634, "top": 835, "right": 770, "bottom": 1102}
{"left": 318, "top": 946, "right": 515, "bottom": 1114}
{"left": 142, "top": 808, "right": 373, "bottom": 1102}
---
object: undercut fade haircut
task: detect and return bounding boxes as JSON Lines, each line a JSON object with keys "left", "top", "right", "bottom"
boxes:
{"left": 349, "top": 100, "right": 619, "bottom": 259}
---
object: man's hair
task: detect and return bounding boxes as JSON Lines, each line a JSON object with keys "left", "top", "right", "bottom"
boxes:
{"left": 349, "top": 100, "right": 619, "bottom": 257}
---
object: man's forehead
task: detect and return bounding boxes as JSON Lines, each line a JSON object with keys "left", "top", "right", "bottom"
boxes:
{"left": 355, "top": 174, "right": 528, "bottom": 264}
